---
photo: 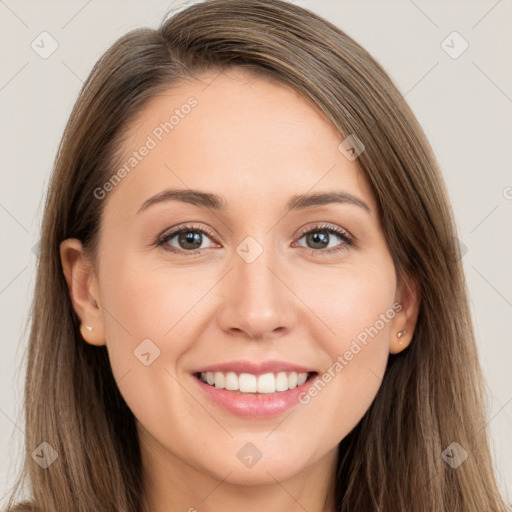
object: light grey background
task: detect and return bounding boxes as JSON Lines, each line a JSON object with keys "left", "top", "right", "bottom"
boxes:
{"left": 1, "top": 0, "right": 511, "bottom": 505}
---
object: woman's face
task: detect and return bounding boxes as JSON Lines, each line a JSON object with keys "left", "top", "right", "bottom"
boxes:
{"left": 64, "top": 68, "right": 415, "bottom": 488}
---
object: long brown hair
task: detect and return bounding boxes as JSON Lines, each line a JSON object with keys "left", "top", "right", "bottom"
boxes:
{"left": 6, "top": 0, "right": 510, "bottom": 510}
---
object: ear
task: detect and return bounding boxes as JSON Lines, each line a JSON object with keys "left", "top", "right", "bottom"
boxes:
{"left": 389, "top": 272, "right": 421, "bottom": 354}
{"left": 59, "top": 238, "right": 106, "bottom": 346}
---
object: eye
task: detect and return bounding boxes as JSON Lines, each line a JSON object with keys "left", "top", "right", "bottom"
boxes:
{"left": 156, "top": 223, "right": 218, "bottom": 254}
{"left": 155, "top": 222, "right": 354, "bottom": 257}
{"left": 293, "top": 224, "right": 354, "bottom": 256}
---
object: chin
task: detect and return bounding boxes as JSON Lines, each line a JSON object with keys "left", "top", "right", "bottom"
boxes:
{"left": 193, "top": 441, "right": 317, "bottom": 486}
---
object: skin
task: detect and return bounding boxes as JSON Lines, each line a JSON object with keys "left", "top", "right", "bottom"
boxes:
{"left": 61, "top": 68, "right": 420, "bottom": 512}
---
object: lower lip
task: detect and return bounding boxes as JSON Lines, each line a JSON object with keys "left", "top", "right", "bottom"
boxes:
{"left": 192, "top": 374, "right": 318, "bottom": 418}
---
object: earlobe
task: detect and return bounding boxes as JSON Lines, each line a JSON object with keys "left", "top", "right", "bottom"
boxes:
{"left": 60, "top": 238, "right": 106, "bottom": 347}
{"left": 389, "top": 275, "right": 421, "bottom": 354}
{"left": 79, "top": 321, "right": 106, "bottom": 347}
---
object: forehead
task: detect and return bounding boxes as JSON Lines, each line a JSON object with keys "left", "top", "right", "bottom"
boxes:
{"left": 104, "top": 67, "right": 376, "bottom": 216}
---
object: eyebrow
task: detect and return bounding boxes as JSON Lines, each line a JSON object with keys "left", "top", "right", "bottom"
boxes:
{"left": 137, "top": 188, "right": 371, "bottom": 215}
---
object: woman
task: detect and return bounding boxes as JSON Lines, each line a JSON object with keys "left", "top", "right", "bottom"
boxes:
{"left": 7, "top": 0, "right": 510, "bottom": 510}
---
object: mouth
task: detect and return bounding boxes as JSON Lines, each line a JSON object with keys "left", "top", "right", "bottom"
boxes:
{"left": 191, "top": 364, "right": 319, "bottom": 418}
{"left": 193, "top": 370, "right": 318, "bottom": 394}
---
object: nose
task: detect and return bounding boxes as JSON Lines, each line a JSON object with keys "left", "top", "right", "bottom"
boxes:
{"left": 216, "top": 243, "right": 297, "bottom": 340}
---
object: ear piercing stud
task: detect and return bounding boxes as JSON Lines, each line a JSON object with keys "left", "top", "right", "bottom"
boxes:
{"left": 85, "top": 325, "right": 93, "bottom": 331}
{"left": 397, "top": 329, "right": 407, "bottom": 339}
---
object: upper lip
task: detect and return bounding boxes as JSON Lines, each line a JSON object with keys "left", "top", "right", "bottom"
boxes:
{"left": 193, "top": 360, "right": 317, "bottom": 376}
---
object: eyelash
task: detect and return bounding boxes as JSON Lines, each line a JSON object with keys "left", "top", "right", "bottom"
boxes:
{"left": 155, "top": 222, "right": 355, "bottom": 257}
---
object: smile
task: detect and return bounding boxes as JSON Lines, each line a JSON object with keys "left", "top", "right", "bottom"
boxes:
{"left": 191, "top": 362, "right": 319, "bottom": 418}
{"left": 197, "top": 371, "right": 311, "bottom": 393}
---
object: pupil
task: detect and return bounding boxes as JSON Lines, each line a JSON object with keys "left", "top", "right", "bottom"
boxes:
{"left": 308, "top": 232, "right": 328, "bottom": 249}
{"left": 179, "top": 230, "right": 202, "bottom": 249}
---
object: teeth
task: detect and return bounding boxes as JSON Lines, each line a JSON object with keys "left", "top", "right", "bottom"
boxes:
{"left": 275, "top": 372, "right": 289, "bottom": 391}
{"left": 225, "top": 371, "right": 238, "bottom": 391}
{"left": 257, "top": 373, "right": 275, "bottom": 393}
{"left": 199, "top": 371, "right": 310, "bottom": 393}
{"left": 297, "top": 372, "right": 308, "bottom": 386}
{"left": 239, "top": 373, "right": 257, "bottom": 392}
{"left": 214, "top": 372, "right": 224, "bottom": 388}
{"left": 288, "top": 371, "right": 298, "bottom": 389}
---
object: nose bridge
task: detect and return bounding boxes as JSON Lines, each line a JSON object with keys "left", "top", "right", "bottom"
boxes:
{"left": 217, "top": 231, "right": 294, "bottom": 338}
{"left": 236, "top": 239, "right": 279, "bottom": 298}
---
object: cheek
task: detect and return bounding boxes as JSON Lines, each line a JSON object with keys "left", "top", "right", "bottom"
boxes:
{"left": 293, "top": 264, "right": 395, "bottom": 431}
{"left": 292, "top": 261, "right": 396, "bottom": 358}
{"left": 96, "top": 252, "right": 201, "bottom": 396}
{"left": 97, "top": 259, "right": 210, "bottom": 443}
